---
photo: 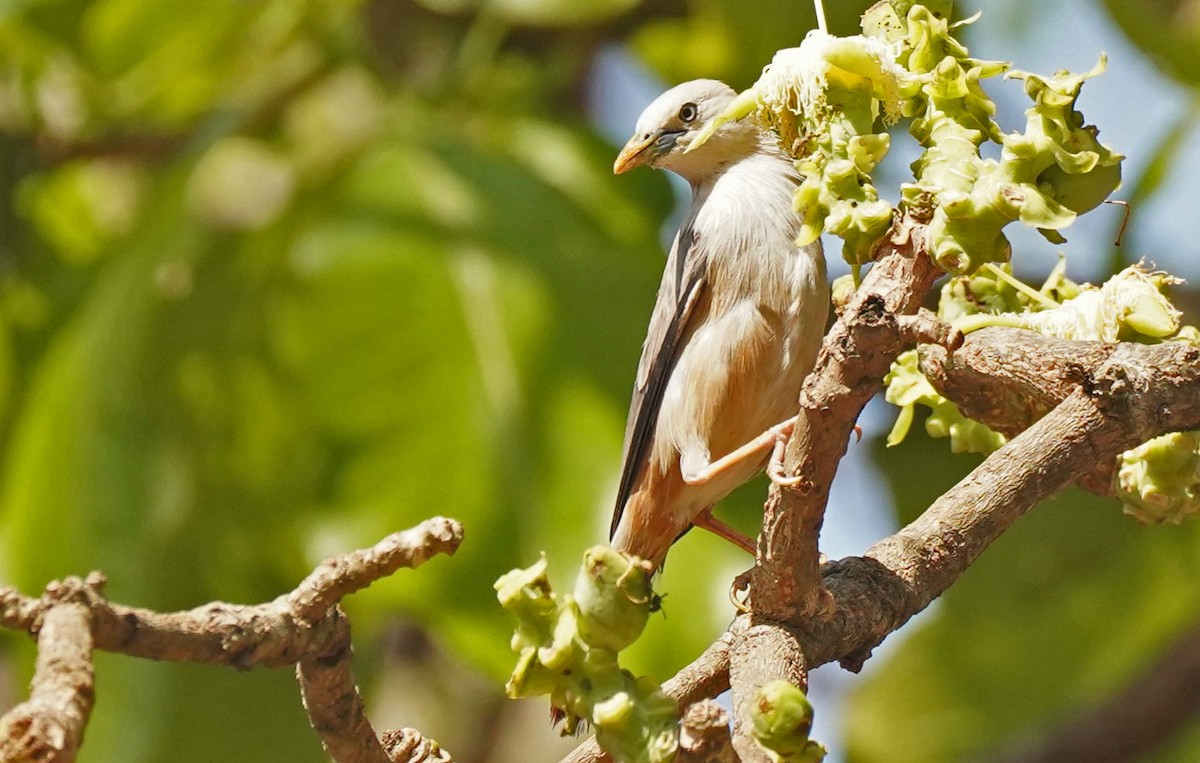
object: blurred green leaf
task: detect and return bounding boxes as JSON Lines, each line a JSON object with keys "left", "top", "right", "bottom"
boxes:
{"left": 412, "top": 0, "right": 641, "bottom": 28}
{"left": 631, "top": 0, "right": 873, "bottom": 87}
{"left": 16, "top": 157, "right": 144, "bottom": 263}
{"left": 1101, "top": 0, "right": 1200, "bottom": 88}
{"left": 0, "top": 179, "right": 325, "bottom": 758}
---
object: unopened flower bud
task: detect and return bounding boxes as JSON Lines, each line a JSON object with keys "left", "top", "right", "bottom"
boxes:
{"left": 573, "top": 546, "right": 655, "bottom": 653}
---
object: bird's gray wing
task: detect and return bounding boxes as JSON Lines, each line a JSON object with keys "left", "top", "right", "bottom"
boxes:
{"left": 610, "top": 223, "right": 708, "bottom": 538}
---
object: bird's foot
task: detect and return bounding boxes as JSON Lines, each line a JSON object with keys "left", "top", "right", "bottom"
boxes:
{"left": 682, "top": 415, "right": 799, "bottom": 486}
{"left": 766, "top": 427, "right": 813, "bottom": 490}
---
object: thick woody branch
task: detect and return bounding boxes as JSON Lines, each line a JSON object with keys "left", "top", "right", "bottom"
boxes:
{"left": 920, "top": 327, "right": 1200, "bottom": 493}
{"left": 918, "top": 327, "right": 1114, "bottom": 437}
{"left": 676, "top": 700, "right": 737, "bottom": 762}
{"left": 571, "top": 291, "right": 1200, "bottom": 763}
{"left": 731, "top": 215, "right": 940, "bottom": 761}
{"left": 754, "top": 217, "right": 941, "bottom": 622}
{"left": 569, "top": 325, "right": 1200, "bottom": 762}
{"left": 297, "top": 613, "right": 390, "bottom": 763}
{"left": 800, "top": 332, "right": 1200, "bottom": 671}
{"left": 0, "top": 517, "right": 464, "bottom": 763}
{"left": 727, "top": 209, "right": 1200, "bottom": 757}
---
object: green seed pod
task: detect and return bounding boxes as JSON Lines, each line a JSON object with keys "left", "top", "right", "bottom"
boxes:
{"left": 1122, "top": 290, "right": 1181, "bottom": 339}
{"left": 831, "top": 274, "right": 857, "bottom": 313}
{"left": 1038, "top": 160, "right": 1121, "bottom": 216}
{"left": 1115, "top": 432, "right": 1200, "bottom": 524}
{"left": 1175, "top": 325, "right": 1200, "bottom": 345}
{"left": 592, "top": 691, "right": 635, "bottom": 727}
{"left": 796, "top": 740, "right": 830, "bottom": 762}
{"left": 573, "top": 546, "right": 655, "bottom": 653}
{"left": 537, "top": 604, "right": 580, "bottom": 671}
{"left": 505, "top": 647, "right": 558, "bottom": 699}
{"left": 495, "top": 554, "right": 559, "bottom": 654}
{"left": 751, "top": 680, "right": 816, "bottom": 757}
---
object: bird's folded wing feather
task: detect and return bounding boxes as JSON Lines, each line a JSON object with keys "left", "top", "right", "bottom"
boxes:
{"left": 610, "top": 224, "right": 709, "bottom": 538}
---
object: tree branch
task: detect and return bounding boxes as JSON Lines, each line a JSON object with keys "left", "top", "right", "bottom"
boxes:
{"left": 730, "top": 213, "right": 941, "bottom": 760}
{"left": 561, "top": 299, "right": 1200, "bottom": 763}
{"left": 799, "top": 330, "right": 1200, "bottom": 671}
{"left": 289, "top": 519, "right": 464, "bottom": 625}
{"left": 677, "top": 700, "right": 737, "bottom": 763}
{"left": 753, "top": 216, "right": 941, "bottom": 622}
{"left": 0, "top": 517, "right": 465, "bottom": 763}
{"left": 916, "top": 327, "right": 1109, "bottom": 437}
{"left": 297, "top": 613, "right": 390, "bottom": 763}
{"left": 0, "top": 600, "right": 95, "bottom": 762}
{"left": 920, "top": 327, "right": 1200, "bottom": 493}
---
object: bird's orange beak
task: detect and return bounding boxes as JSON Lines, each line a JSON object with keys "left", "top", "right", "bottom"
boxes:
{"left": 613, "top": 132, "right": 659, "bottom": 175}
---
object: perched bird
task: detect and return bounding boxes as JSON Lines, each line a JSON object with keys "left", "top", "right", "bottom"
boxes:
{"left": 609, "top": 79, "right": 829, "bottom": 570}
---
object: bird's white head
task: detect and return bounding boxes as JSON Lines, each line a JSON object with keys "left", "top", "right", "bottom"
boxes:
{"left": 613, "top": 79, "right": 759, "bottom": 185}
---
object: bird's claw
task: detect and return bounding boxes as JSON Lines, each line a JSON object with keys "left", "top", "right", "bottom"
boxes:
{"left": 768, "top": 462, "right": 807, "bottom": 488}
{"left": 729, "top": 570, "right": 753, "bottom": 614}
{"left": 767, "top": 431, "right": 809, "bottom": 490}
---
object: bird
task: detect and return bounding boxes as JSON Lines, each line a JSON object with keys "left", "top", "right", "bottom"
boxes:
{"left": 608, "top": 79, "right": 829, "bottom": 571}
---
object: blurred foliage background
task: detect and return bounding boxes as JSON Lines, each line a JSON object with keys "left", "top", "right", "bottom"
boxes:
{"left": 0, "top": 0, "right": 1199, "bottom": 761}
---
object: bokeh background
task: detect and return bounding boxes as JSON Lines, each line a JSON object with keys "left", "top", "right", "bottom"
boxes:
{"left": 1, "top": 0, "right": 1199, "bottom": 761}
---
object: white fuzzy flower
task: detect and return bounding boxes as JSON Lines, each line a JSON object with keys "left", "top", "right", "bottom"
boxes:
{"left": 1015, "top": 266, "right": 1181, "bottom": 342}
{"left": 755, "top": 30, "right": 906, "bottom": 125}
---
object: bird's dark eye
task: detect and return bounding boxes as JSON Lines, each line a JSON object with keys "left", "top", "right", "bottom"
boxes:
{"left": 678, "top": 103, "right": 698, "bottom": 123}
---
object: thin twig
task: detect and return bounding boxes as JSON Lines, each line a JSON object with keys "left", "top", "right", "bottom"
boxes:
{"left": 289, "top": 517, "right": 464, "bottom": 624}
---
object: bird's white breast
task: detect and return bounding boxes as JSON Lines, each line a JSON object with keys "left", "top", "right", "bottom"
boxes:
{"left": 652, "top": 149, "right": 828, "bottom": 497}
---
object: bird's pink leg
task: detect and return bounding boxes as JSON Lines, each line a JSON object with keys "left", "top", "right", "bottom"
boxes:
{"left": 691, "top": 508, "right": 756, "bottom": 555}
{"left": 681, "top": 415, "right": 798, "bottom": 485}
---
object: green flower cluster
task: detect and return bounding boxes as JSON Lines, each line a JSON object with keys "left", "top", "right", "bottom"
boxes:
{"left": 759, "top": 29, "right": 905, "bottom": 266}
{"left": 495, "top": 547, "right": 678, "bottom": 763}
{"left": 751, "top": 681, "right": 828, "bottom": 762}
{"left": 937, "top": 259, "right": 1079, "bottom": 324}
{"left": 890, "top": 5, "right": 1012, "bottom": 273}
{"left": 884, "top": 262, "right": 1200, "bottom": 524}
{"left": 695, "top": 0, "right": 1122, "bottom": 275}
{"left": 1116, "top": 432, "right": 1200, "bottom": 524}
{"left": 884, "top": 348, "right": 1006, "bottom": 454}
